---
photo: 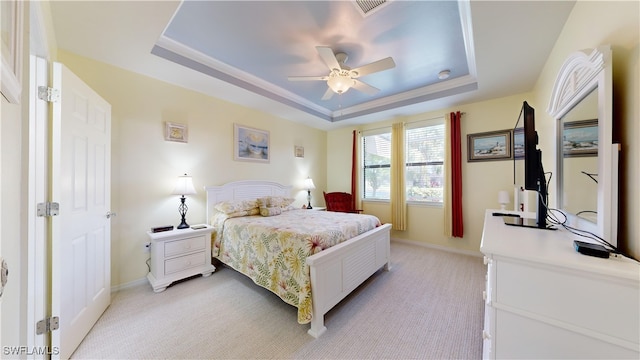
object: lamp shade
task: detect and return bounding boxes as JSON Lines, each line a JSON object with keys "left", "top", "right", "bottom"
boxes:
{"left": 498, "top": 190, "right": 509, "bottom": 210}
{"left": 303, "top": 177, "right": 316, "bottom": 190}
{"left": 172, "top": 174, "right": 196, "bottom": 195}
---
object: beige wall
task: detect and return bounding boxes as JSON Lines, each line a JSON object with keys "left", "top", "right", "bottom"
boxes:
{"left": 327, "top": 1, "right": 640, "bottom": 259}
{"left": 57, "top": 51, "right": 327, "bottom": 287}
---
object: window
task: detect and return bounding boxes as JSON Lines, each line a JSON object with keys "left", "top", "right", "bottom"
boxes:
{"left": 361, "top": 119, "right": 445, "bottom": 203}
{"left": 405, "top": 120, "right": 445, "bottom": 203}
{"left": 362, "top": 129, "right": 391, "bottom": 200}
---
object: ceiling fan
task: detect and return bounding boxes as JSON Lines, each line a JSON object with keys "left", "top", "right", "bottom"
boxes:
{"left": 288, "top": 46, "right": 396, "bottom": 100}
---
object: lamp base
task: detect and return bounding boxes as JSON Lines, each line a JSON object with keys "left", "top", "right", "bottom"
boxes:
{"left": 177, "top": 195, "right": 190, "bottom": 229}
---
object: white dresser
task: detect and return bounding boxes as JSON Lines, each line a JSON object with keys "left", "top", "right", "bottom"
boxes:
{"left": 147, "top": 225, "right": 216, "bottom": 292}
{"left": 480, "top": 210, "right": 639, "bottom": 359}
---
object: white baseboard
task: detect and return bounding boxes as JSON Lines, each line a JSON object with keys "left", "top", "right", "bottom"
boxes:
{"left": 111, "top": 277, "right": 147, "bottom": 293}
{"left": 111, "top": 241, "right": 481, "bottom": 293}
{"left": 391, "top": 238, "right": 482, "bottom": 258}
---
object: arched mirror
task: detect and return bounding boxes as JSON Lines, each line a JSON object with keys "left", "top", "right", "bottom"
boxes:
{"left": 547, "top": 45, "right": 619, "bottom": 246}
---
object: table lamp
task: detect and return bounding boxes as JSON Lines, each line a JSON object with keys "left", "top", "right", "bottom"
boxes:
{"left": 303, "top": 177, "right": 315, "bottom": 209}
{"left": 172, "top": 174, "right": 197, "bottom": 229}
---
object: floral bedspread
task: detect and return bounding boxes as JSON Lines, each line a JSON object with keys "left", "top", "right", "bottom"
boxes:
{"left": 210, "top": 209, "right": 381, "bottom": 324}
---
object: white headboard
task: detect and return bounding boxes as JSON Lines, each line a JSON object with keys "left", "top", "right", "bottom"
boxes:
{"left": 205, "top": 180, "right": 293, "bottom": 221}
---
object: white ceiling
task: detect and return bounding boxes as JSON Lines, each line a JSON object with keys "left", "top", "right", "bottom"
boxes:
{"left": 49, "top": 1, "right": 575, "bottom": 131}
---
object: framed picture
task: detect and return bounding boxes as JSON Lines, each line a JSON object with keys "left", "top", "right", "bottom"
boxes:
{"left": 563, "top": 119, "right": 598, "bottom": 157}
{"left": 165, "top": 122, "right": 188, "bottom": 143}
{"left": 294, "top": 145, "right": 304, "bottom": 158}
{"left": 1, "top": 0, "right": 23, "bottom": 104}
{"left": 234, "top": 124, "right": 270, "bottom": 163}
{"left": 513, "top": 128, "right": 524, "bottom": 159}
{"left": 467, "top": 129, "right": 512, "bottom": 162}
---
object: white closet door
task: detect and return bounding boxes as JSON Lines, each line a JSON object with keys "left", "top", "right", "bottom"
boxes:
{"left": 51, "top": 62, "right": 112, "bottom": 360}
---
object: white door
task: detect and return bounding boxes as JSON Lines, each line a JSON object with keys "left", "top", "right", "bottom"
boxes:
{"left": 51, "top": 62, "right": 112, "bottom": 359}
{"left": 27, "top": 55, "right": 49, "bottom": 357}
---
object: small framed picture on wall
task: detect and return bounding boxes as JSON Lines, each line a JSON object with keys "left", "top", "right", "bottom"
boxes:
{"left": 165, "top": 122, "right": 188, "bottom": 143}
{"left": 467, "top": 129, "right": 512, "bottom": 162}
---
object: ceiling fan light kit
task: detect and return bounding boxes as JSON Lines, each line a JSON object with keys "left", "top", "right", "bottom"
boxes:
{"left": 327, "top": 71, "right": 355, "bottom": 94}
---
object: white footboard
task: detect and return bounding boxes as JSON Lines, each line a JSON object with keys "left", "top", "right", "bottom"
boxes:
{"left": 306, "top": 223, "right": 392, "bottom": 337}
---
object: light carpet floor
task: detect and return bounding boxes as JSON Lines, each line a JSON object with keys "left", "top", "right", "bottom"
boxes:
{"left": 71, "top": 241, "right": 485, "bottom": 359}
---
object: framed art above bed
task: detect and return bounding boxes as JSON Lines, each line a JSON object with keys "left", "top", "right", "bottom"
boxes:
{"left": 234, "top": 124, "right": 270, "bottom": 163}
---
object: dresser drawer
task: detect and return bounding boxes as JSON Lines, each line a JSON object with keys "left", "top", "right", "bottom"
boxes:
{"left": 164, "top": 252, "right": 206, "bottom": 275}
{"left": 164, "top": 235, "right": 206, "bottom": 257}
{"left": 495, "top": 259, "right": 640, "bottom": 344}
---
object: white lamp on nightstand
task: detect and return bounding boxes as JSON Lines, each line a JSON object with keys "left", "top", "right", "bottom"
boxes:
{"left": 172, "top": 174, "right": 197, "bottom": 229}
{"left": 303, "top": 177, "right": 316, "bottom": 209}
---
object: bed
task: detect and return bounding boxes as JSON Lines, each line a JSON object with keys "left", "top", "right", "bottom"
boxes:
{"left": 205, "top": 180, "right": 392, "bottom": 338}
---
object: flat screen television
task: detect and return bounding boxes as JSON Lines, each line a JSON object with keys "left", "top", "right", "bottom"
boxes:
{"left": 513, "top": 101, "right": 551, "bottom": 229}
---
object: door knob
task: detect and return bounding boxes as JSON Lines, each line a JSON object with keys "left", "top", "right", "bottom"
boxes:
{"left": 106, "top": 211, "right": 117, "bottom": 219}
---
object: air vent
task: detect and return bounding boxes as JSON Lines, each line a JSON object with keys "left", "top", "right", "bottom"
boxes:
{"left": 354, "top": 0, "right": 390, "bottom": 17}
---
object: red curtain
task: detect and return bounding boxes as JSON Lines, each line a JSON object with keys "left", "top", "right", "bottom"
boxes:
{"left": 451, "top": 112, "right": 464, "bottom": 237}
{"left": 351, "top": 130, "right": 357, "bottom": 210}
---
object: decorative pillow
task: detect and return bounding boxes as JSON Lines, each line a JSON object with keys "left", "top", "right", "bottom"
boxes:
{"left": 226, "top": 208, "right": 260, "bottom": 218}
{"left": 259, "top": 206, "right": 282, "bottom": 217}
{"left": 214, "top": 199, "right": 258, "bottom": 214}
{"left": 257, "top": 196, "right": 295, "bottom": 208}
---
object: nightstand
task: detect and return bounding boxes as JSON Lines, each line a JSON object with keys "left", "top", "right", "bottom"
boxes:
{"left": 146, "top": 225, "right": 215, "bottom": 292}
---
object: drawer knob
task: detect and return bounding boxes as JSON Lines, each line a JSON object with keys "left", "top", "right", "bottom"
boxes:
{"left": 482, "top": 330, "right": 491, "bottom": 340}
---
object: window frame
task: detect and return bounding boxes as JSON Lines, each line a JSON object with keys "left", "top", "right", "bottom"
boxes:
{"left": 361, "top": 127, "right": 392, "bottom": 201}
{"left": 360, "top": 118, "right": 445, "bottom": 206}
{"left": 405, "top": 118, "right": 445, "bottom": 207}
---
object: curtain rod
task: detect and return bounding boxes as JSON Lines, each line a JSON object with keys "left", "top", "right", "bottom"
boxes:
{"left": 358, "top": 112, "right": 466, "bottom": 133}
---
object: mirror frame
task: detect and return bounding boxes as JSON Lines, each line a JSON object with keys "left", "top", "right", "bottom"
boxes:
{"left": 547, "top": 45, "right": 618, "bottom": 246}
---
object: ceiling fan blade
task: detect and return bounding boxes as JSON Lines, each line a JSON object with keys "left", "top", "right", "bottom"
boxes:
{"left": 351, "top": 57, "right": 395, "bottom": 77}
{"left": 352, "top": 79, "right": 380, "bottom": 96}
{"left": 321, "top": 87, "right": 334, "bottom": 100}
{"left": 316, "top": 46, "right": 341, "bottom": 71}
{"left": 288, "top": 76, "right": 328, "bottom": 81}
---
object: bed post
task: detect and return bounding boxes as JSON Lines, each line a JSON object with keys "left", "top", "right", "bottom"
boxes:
{"left": 307, "top": 269, "right": 328, "bottom": 338}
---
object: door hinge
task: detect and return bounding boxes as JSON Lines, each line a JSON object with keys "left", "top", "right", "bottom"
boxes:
{"left": 37, "top": 202, "right": 59, "bottom": 217}
{"left": 37, "top": 86, "right": 60, "bottom": 103}
{"left": 36, "top": 316, "right": 60, "bottom": 335}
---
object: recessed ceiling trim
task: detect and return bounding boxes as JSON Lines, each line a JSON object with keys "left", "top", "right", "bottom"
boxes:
{"left": 458, "top": 0, "right": 478, "bottom": 79}
{"left": 334, "top": 82, "right": 479, "bottom": 122}
{"left": 151, "top": 44, "right": 332, "bottom": 122}
{"left": 154, "top": 35, "right": 332, "bottom": 118}
{"left": 330, "top": 74, "right": 478, "bottom": 119}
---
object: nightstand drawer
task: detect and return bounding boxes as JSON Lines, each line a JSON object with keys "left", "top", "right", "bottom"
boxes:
{"left": 165, "top": 252, "right": 206, "bottom": 275}
{"left": 164, "top": 235, "right": 206, "bottom": 257}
